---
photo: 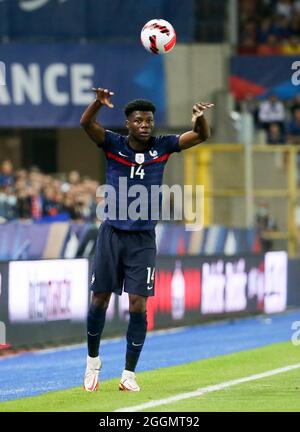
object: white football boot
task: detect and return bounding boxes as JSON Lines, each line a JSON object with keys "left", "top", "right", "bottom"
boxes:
{"left": 119, "top": 370, "right": 141, "bottom": 392}
{"left": 83, "top": 355, "right": 102, "bottom": 392}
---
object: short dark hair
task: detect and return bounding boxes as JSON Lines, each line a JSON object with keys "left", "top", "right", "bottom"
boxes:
{"left": 124, "top": 99, "right": 156, "bottom": 117}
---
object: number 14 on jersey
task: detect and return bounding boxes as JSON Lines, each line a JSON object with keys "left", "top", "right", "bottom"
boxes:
{"left": 130, "top": 165, "right": 145, "bottom": 179}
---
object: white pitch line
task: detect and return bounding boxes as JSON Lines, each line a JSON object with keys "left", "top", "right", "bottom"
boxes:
{"left": 115, "top": 363, "right": 300, "bottom": 412}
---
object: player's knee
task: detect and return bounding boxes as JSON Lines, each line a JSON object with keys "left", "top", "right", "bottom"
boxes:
{"left": 129, "top": 295, "right": 147, "bottom": 313}
{"left": 92, "top": 292, "right": 111, "bottom": 310}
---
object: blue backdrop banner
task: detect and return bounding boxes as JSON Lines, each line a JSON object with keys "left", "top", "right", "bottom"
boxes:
{"left": 0, "top": 0, "right": 194, "bottom": 42}
{"left": 0, "top": 43, "right": 166, "bottom": 127}
{"left": 230, "top": 55, "right": 300, "bottom": 100}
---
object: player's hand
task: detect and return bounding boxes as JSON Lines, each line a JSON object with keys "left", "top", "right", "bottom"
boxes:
{"left": 92, "top": 87, "right": 114, "bottom": 108}
{"left": 192, "top": 102, "right": 214, "bottom": 122}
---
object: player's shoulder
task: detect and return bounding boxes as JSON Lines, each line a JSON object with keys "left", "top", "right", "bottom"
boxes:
{"left": 104, "top": 129, "right": 124, "bottom": 141}
{"left": 154, "top": 133, "right": 180, "bottom": 142}
{"left": 153, "top": 133, "right": 181, "bottom": 153}
{"left": 103, "top": 129, "right": 127, "bottom": 149}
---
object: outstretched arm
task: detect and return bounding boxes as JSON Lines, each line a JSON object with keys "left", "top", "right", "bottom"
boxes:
{"left": 179, "top": 102, "right": 214, "bottom": 150}
{"left": 80, "top": 88, "right": 114, "bottom": 146}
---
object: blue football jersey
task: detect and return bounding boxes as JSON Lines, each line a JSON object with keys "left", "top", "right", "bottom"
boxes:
{"left": 99, "top": 130, "right": 181, "bottom": 230}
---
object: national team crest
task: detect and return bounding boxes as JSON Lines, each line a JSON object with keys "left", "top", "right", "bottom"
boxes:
{"left": 135, "top": 153, "right": 145, "bottom": 164}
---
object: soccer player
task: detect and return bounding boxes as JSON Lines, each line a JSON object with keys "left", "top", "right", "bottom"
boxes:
{"left": 81, "top": 88, "right": 213, "bottom": 392}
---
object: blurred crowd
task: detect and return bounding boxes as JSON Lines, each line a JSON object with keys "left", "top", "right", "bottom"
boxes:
{"left": 0, "top": 161, "right": 100, "bottom": 223}
{"left": 239, "top": 0, "right": 300, "bottom": 54}
{"left": 237, "top": 92, "right": 300, "bottom": 145}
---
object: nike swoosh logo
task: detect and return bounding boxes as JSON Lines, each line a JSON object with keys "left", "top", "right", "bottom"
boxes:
{"left": 87, "top": 375, "right": 97, "bottom": 391}
{"left": 19, "top": 0, "right": 67, "bottom": 12}
{"left": 132, "top": 342, "right": 143, "bottom": 347}
{"left": 147, "top": 286, "right": 153, "bottom": 290}
{"left": 88, "top": 332, "right": 99, "bottom": 336}
{"left": 19, "top": 0, "right": 50, "bottom": 12}
{"left": 118, "top": 151, "right": 128, "bottom": 157}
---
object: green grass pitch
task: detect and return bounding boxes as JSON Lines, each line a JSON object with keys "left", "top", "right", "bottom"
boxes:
{"left": 0, "top": 341, "right": 299, "bottom": 412}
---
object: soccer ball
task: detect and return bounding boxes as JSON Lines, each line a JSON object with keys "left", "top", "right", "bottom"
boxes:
{"left": 141, "top": 19, "right": 176, "bottom": 54}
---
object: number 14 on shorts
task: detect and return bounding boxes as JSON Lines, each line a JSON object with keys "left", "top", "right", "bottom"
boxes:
{"left": 146, "top": 267, "right": 155, "bottom": 290}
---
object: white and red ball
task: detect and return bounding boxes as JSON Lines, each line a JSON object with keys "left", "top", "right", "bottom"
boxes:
{"left": 141, "top": 19, "right": 176, "bottom": 54}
